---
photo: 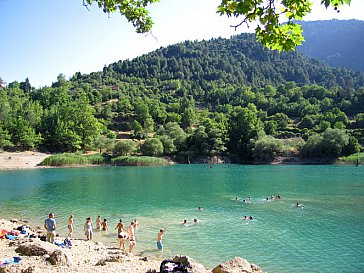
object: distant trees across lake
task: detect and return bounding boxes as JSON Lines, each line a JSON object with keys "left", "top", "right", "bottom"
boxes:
{"left": 1, "top": 34, "right": 363, "bottom": 163}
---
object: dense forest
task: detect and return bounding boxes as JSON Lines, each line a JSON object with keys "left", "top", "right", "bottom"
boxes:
{"left": 1, "top": 33, "right": 363, "bottom": 163}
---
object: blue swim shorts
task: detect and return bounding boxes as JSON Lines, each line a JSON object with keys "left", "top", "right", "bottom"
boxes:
{"left": 157, "top": 241, "right": 163, "bottom": 250}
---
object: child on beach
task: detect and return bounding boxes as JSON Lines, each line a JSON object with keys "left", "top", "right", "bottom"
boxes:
{"left": 157, "top": 228, "right": 166, "bottom": 251}
{"left": 84, "top": 217, "right": 93, "bottom": 240}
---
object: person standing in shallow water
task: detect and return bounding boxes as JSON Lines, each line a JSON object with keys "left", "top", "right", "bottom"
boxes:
{"left": 67, "top": 215, "right": 74, "bottom": 238}
{"left": 101, "top": 219, "right": 108, "bottom": 231}
{"left": 96, "top": 215, "right": 101, "bottom": 231}
{"left": 157, "top": 228, "right": 166, "bottom": 250}
{"left": 44, "top": 212, "right": 56, "bottom": 243}
{"left": 84, "top": 217, "right": 93, "bottom": 240}
{"left": 127, "top": 221, "right": 137, "bottom": 254}
{"left": 115, "top": 219, "right": 124, "bottom": 233}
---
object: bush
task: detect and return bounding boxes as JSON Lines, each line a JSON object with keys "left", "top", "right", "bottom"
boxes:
{"left": 111, "top": 156, "right": 168, "bottom": 166}
{"left": 39, "top": 153, "right": 109, "bottom": 166}
{"left": 253, "top": 135, "right": 285, "bottom": 161}
{"left": 113, "top": 140, "right": 137, "bottom": 156}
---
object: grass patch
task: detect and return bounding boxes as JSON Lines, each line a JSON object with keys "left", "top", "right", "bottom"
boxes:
{"left": 39, "top": 153, "right": 168, "bottom": 167}
{"left": 111, "top": 156, "right": 169, "bottom": 166}
{"left": 39, "top": 153, "right": 109, "bottom": 166}
{"left": 337, "top": 152, "right": 364, "bottom": 165}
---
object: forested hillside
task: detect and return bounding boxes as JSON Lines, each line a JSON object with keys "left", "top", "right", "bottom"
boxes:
{"left": 298, "top": 20, "right": 364, "bottom": 72}
{"left": 1, "top": 33, "right": 363, "bottom": 163}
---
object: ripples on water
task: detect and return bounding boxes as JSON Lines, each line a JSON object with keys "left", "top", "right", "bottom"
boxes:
{"left": 0, "top": 165, "right": 363, "bottom": 273}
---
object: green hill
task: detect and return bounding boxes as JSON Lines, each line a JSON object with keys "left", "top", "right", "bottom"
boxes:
{"left": 1, "top": 33, "right": 363, "bottom": 163}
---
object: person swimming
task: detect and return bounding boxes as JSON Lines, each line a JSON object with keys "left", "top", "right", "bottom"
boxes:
{"left": 296, "top": 202, "right": 304, "bottom": 208}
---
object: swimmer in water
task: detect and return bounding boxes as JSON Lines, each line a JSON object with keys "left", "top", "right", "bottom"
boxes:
{"left": 296, "top": 202, "right": 303, "bottom": 208}
{"left": 193, "top": 218, "right": 200, "bottom": 224}
{"left": 243, "top": 215, "right": 248, "bottom": 220}
{"left": 182, "top": 220, "right": 187, "bottom": 225}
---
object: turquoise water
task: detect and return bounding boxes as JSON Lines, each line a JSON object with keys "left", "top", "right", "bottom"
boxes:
{"left": 0, "top": 165, "right": 363, "bottom": 272}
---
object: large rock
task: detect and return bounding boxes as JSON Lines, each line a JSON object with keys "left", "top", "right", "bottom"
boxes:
{"left": 212, "top": 257, "right": 264, "bottom": 273}
{"left": 15, "top": 242, "right": 58, "bottom": 256}
{"left": 173, "top": 255, "right": 208, "bottom": 273}
{"left": 46, "top": 249, "right": 72, "bottom": 266}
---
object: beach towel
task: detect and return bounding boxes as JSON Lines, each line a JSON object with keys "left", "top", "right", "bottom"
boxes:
{"left": 0, "top": 256, "right": 22, "bottom": 267}
{"left": 0, "top": 229, "right": 9, "bottom": 239}
{"left": 5, "top": 234, "right": 17, "bottom": 240}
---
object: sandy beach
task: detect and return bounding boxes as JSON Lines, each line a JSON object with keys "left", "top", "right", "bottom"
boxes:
{"left": 0, "top": 218, "right": 266, "bottom": 273}
{"left": 0, "top": 151, "right": 51, "bottom": 170}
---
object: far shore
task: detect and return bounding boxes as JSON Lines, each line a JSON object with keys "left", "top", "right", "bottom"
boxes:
{"left": 0, "top": 151, "right": 347, "bottom": 171}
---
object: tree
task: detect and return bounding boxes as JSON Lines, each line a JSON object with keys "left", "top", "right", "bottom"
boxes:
{"left": 86, "top": 0, "right": 351, "bottom": 51}
{"left": 300, "top": 128, "right": 349, "bottom": 158}
{"left": 113, "top": 140, "right": 137, "bottom": 156}
{"left": 0, "top": 126, "right": 13, "bottom": 149}
{"left": 140, "top": 138, "right": 164, "bottom": 156}
{"left": 252, "top": 132, "right": 285, "bottom": 161}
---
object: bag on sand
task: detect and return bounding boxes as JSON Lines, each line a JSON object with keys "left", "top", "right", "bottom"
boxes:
{"left": 160, "top": 260, "right": 188, "bottom": 273}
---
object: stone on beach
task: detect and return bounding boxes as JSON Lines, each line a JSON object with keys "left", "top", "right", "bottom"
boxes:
{"left": 212, "top": 256, "right": 265, "bottom": 273}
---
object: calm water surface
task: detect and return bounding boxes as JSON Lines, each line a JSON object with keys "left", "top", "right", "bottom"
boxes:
{"left": 0, "top": 165, "right": 363, "bottom": 273}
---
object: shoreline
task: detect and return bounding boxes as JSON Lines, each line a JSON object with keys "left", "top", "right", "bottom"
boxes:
{"left": 0, "top": 151, "right": 344, "bottom": 171}
{"left": 0, "top": 218, "right": 265, "bottom": 273}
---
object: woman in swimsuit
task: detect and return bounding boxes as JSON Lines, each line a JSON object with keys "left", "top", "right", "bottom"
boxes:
{"left": 84, "top": 217, "right": 93, "bottom": 240}
{"left": 67, "top": 215, "right": 74, "bottom": 238}
{"left": 115, "top": 219, "right": 124, "bottom": 233}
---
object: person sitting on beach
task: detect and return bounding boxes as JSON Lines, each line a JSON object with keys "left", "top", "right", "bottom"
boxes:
{"left": 117, "top": 230, "right": 128, "bottom": 251}
{"left": 96, "top": 215, "right": 101, "bottom": 231}
{"left": 115, "top": 219, "right": 124, "bottom": 233}
{"left": 101, "top": 219, "right": 108, "bottom": 231}
{"left": 84, "top": 217, "right": 93, "bottom": 240}
{"left": 127, "top": 221, "right": 137, "bottom": 254}
{"left": 67, "top": 215, "right": 74, "bottom": 238}
{"left": 157, "top": 228, "right": 166, "bottom": 251}
{"left": 44, "top": 212, "right": 56, "bottom": 243}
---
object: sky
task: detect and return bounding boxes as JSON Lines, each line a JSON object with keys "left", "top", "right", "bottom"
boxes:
{"left": 1, "top": 0, "right": 364, "bottom": 87}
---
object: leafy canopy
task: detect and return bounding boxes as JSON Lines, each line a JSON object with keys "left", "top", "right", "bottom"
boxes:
{"left": 86, "top": 0, "right": 351, "bottom": 51}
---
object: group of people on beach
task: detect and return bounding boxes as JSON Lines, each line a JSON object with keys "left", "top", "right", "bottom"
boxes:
{"left": 44, "top": 213, "right": 167, "bottom": 254}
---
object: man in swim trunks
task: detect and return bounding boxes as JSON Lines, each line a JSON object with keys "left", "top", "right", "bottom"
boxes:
{"left": 44, "top": 213, "right": 56, "bottom": 243}
{"left": 157, "top": 228, "right": 166, "bottom": 250}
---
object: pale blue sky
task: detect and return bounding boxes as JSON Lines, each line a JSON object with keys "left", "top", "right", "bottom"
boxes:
{"left": 1, "top": 0, "right": 363, "bottom": 87}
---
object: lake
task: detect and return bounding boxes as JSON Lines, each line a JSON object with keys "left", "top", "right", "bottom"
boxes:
{"left": 0, "top": 164, "right": 363, "bottom": 272}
